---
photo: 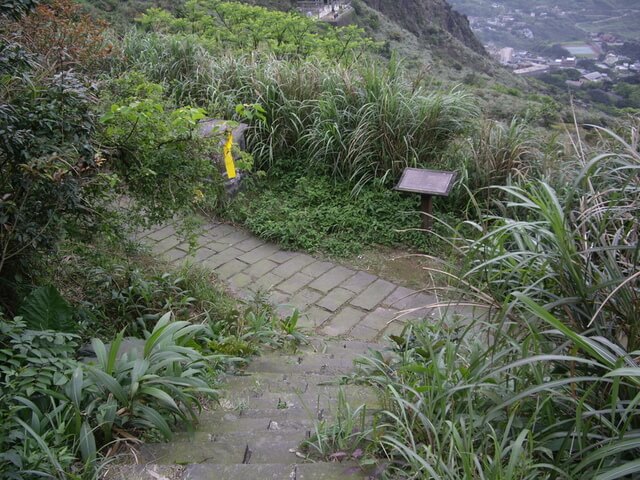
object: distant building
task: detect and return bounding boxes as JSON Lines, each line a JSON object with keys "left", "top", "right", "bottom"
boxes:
{"left": 514, "top": 64, "right": 549, "bottom": 76}
{"left": 566, "top": 79, "right": 584, "bottom": 88}
{"left": 604, "top": 53, "right": 619, "bottom": 66}
{"left": 582, "top": 71, "right": 609, "bottom": 82}
{"left": 499, "top": 47, "right": 514, "bottom": 64}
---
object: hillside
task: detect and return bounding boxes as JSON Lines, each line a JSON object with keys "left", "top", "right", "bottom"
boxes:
{"left": 362, "top": 0, "right": 485, "bottom": 55}
{"left": 82, "top": 0, "right": 563, "bottom": 122}
{"left": 83, "top": 0, "right": 494, "bottom": 73}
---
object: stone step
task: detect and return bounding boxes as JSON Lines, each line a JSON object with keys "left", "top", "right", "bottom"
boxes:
{"left": 219, "top": 383, "right": 380, "bottom": 411}
{"left": 139, "top": 437, "right": 303, "bottom": 465}
{"left": 220, "top": 372, "right": 339, "bottom": 394}
{"left": 188, "top": 411, "right": 317, "bottom": 435}
{"left": 104, "top": 462, "right": 367, "bottom": 480}
{"left": 303, "top": 339, "right": 388, "bottom": 356}
{"left": 172, "top": 426, "right": 311, "bottom": 444}
{"left": 174, "top": 408, "right": 377, "bottom": 441}
{"left": 184, "top": 462, "right": 366, "bottom": 479}
{"left": 245, "top": 353, "right": 361, "bottom": 375}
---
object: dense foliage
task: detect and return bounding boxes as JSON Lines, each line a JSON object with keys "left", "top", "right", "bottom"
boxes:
{"left": 306, "top": 123, "right": 640, "bottom": 479}
{"left": 116, "top": 30, "right": 478, "bottom": 191}
{"left": 138, "top": 0, "right": 374, "bottom": 62}
{"left": 1, "top": 0, "right": 638, "bottom": 478}
{"left": 229, "top": 166, "right": 435, "bottom": 256}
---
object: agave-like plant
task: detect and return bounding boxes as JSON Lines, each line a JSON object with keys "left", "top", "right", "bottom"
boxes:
{"left": 85, "top": 312, "right": 217, "bottom": 443}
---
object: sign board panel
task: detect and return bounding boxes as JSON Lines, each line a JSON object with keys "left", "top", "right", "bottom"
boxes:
{"left": 395, "top": 168, "right": 456, "bottom": 197}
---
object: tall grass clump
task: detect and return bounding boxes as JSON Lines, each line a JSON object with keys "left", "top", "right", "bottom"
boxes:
{"left": 461, "top": 123, "right": 639, "bottom": 347}
{"left": 115, "top": 31, "right": 478, "bottom": 191}
{"left": 303, "top": 59, "right": 478, "bottom": 192}
{"left": 465, "top": 118, "right": 538, "bottom": 192}
{"left": 352, "top": 311, "right": 640, "bottom": 479}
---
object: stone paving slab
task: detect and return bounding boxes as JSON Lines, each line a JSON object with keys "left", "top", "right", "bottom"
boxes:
{"left": 308, "top": 266, "right": 356, "bottom": 294}
{"left": 277, "top": 272, "right": 314, "bottom": 294}
{"left": 140, "top": 221, "right": 476, "bottom": 342}
{"left": 316, "top": 288, "right": 355, "bottom": 312}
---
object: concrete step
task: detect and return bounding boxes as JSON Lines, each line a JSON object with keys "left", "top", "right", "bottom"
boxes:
{"left": 172, "top": 427, "right": 311, "bottom": 445}
{"left": 245, "top": 353, "right": 360, "bottom": 375}
{"left": 139, "top": 437, "right": 303, "bottom": 465}
{"left": 184, "top": 462, "right": 366, "bottom": 479}
{"left": 303, "top": 339, "right": 388, "bottom": 357}
{"left": 139, "top": 431, "right": 374, "bottom": 469}
{"left": 104, "top": 462, "right": 367, "bottom": 480}
{"left": 219, "top": 384, "right": 380, "bottom": 412}
{"left": 189, "top": 411, "right": 317, "bottom": 435}
{"left": 220, "top": 372, "right": 339, "bottom": 395}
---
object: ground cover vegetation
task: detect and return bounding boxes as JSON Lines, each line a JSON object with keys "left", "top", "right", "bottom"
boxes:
{"left": 1, "top": 0, "right": 638, "bottom": 479}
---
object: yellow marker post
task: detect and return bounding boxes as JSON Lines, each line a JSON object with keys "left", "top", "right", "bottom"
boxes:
{"left": 223, "top": 132, "right": 236, "bottom": 179}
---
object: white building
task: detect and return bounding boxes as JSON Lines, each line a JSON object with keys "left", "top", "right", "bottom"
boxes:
{"left": 499, "top": 47, "right": 514, "bottom": 64}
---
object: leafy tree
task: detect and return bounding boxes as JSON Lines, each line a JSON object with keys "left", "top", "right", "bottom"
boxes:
{"left": 5, "top": 0, "right": 111, "bottom": 73}
{"left": 0, "top": 40, "right": 100, "bottom": 311}
{"left": 137, "top": 0, "right": 374, "bottom": 61}
{"left": 99, "top": 72, "right": 224, "bottom": 226}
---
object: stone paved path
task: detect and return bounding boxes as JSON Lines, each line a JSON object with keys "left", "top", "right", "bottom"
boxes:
{"left": 139, "top": 220, "right": 473, "bottom": 341}
{"left": 109, "top": 221, "right": 484, "bottom": 480}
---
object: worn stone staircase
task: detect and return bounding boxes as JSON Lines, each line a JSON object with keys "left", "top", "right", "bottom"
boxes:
{"left": 104, "top": 339, "right": 385, "bottom": 480}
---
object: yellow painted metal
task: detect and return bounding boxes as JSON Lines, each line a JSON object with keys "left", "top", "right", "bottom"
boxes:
{"left": 223, "top": 132, "right": 236, "bottom": 179}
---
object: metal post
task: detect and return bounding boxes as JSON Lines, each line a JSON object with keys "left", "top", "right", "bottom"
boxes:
{"left": 420, "top": 194, "right": 433, "bottom": 231}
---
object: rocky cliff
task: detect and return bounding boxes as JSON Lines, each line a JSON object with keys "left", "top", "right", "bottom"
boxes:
{"left": 361, "top": 0, "right": 486, "bottom": 55}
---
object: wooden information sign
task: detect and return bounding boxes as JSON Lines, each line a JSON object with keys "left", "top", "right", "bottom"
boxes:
{"left": 395, "top": 168, "right": 456, "bottom": 230}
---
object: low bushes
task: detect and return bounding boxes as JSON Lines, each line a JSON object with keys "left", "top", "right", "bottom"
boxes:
{"left": 460, "top": 124, "right": 640, "bottom": 348}
{"left": 0, "top": 313, "right": 215, "bottom": 478}
{"left": 227, "top": 166, "right": 441, "bottom": 256}
{"left": 340, "top": 311, "right": 640, "bottom": 479}
{"left": 0, "top": 238, "right": 306, "bottom": 478}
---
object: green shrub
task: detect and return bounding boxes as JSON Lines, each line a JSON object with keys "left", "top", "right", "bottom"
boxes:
{"left": 18, "top": 285, "right": 76, "bottom": 332}
{"left": 228, "top": 167, "right": 437, "bottom": 256}
{"left": 0, "top": 319, "right": 80, "bottom": 478}
{"left": 0, "top": 41, "right": 100, "bottom": 311}
{"left": 43, "top": 238, "right": 239, "bottom": 339}
{"left": 117, "top": 32, "right": 478, "bottom": 192}
{"left": 460, "top": 124, "right": 639, "bottom": 347}
{"left": 301, "top": 60, "right": 477, "bottom": 192}
{"left": 0, "top": 313, "right": 216, "bottom": 479}
{"left": 99, "top": 72, "right": 225, "bottom": 226}
{"left": 448, "top": 117, "right": 539, "bottom": 208}
{"left": 136, "top": 0, "right": 373, "bottom": 62}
